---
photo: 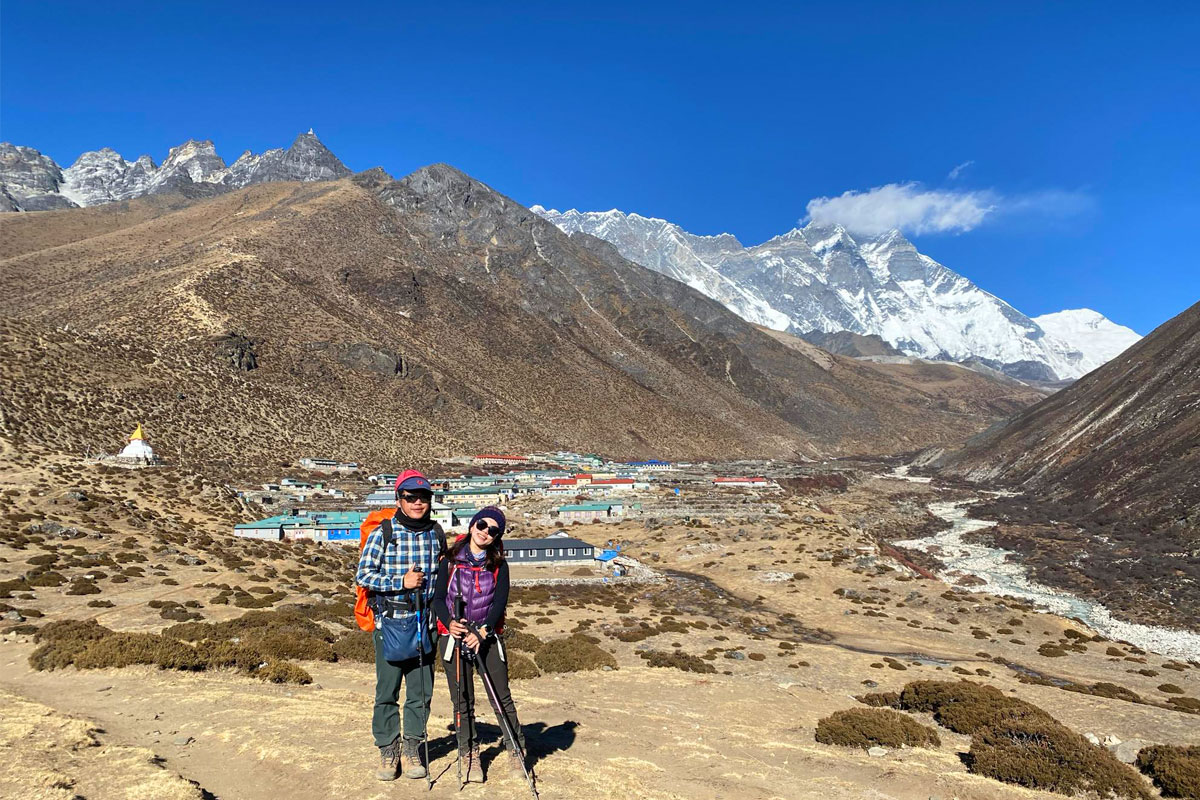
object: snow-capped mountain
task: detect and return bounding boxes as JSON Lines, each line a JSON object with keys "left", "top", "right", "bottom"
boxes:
{"left": 1032, "top": 309, "right": 1141, "bottom": 373}
{"left": 0, "top": 143, "right": 75, "bottom": 211}
{"left": 534, "top": 207, "right": 1135, "bottom": 381}
{"left": 530, "top": 207, "right": 790, "bottom": 329}
{"left": 1, "top": 131, "right": 349, "bottom": 211}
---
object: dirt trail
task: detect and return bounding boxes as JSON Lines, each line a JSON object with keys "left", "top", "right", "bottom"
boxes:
{"left": 2, "top": 639, "right": 1106, "bottom": 800}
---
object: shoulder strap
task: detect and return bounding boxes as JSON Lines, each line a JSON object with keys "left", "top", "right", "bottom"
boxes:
{"left": 381, "top": 517, "right": 395, "bottom": 550}
{"left": 434, "top": 523, "right": 446, "bottom": 555}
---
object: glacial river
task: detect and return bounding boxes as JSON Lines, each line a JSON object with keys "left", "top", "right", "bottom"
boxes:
{"left": 887, "top": 468, "right": 1200, "bottom": 661}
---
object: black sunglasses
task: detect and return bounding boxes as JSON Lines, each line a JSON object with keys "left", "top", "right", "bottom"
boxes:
{"left": 473, "top": 520, "right": 501, "bottom": 536}
{"left": 398, "top": 492, "right": 431, "bottom": 503}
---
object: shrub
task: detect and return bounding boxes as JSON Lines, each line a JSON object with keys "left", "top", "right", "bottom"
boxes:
{"left": 535, "top": 635, "right": 617, "bottom": 673}
{"left": 507, "top": 653, "right": 540, "bottom": 680}
{"left": 234, "top": 591, "right": 286, "bottom": 608}
{"left": 1038, "top": 643, "right": 1069, "bottom": 658}
{"left": 87, "top": 599, "right": 115, "bottom": 608}
{"left": 638, "top": 650, "right": 716, "bottom": 674}
{"left": 815, "top": 708, "right": 941, "bottom": 750}
{"left": 29, "top": 619, "right": 113, "bottom": 671}
{"left": 854, "top": 692, "right": 900, "bottom": 708}
{"left": 0, "top": 578, "right": 31, "bottom": 598}
{"left": 503, "top": 631, "right": 544, "bottom": 653}
{"left": 1167, "top": 697, "right": 1200, "bottom": 713}
{"left": 258, "top": 660, "right": 313, "bottom": 684}
{"left": 27, "top": 571, "right": 67, "bottom": 587}
{"left": 161, "top": 622, "right": 216, "bottom": 642}
{"left": 1158, "top": 683, "right": 1185, "bottom": 694}
{"left": 612, "top": 626, "right": 655, "bottom": 643}
{"left": 1083, "top": 682, "right": 1143, "bottom": 703}
{"left": 195, "top": 640, "right": 265, "bottom": 671}
{"left": 331, "top": 631, "right": 375, "bottom": 663}
{"left": 65, "top": 579, "right": 101, "bottom": 595}
{"left": 1136, "top": 744, "right": 1200, "bottom": 798}
{"left": 897, "top": 680, "right": 1052, "bottom": 735}
{"left": 70, "top": 633, "right": 203, "bottom": 671}
{"left": 967, "top": 717, "right": 1152, "bottom": 799}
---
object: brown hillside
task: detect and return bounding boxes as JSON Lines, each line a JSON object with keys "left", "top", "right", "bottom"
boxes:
{"left": 1, "top": 169, "right": 1036, "bottom": 466}
{"left": 940, "top": 300, "right": 1200, "bottom": 628}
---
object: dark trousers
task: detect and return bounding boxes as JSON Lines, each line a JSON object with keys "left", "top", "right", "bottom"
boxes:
{"left": 372, "top": 627, "right": 434, "bottom": 747}
{"left": 438, "top": 634, "right": 525, "bottom": 753}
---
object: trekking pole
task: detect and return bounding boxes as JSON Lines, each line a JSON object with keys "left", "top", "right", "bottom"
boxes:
{"left": 453, "top": 596, "right": 467, "bottom": 790}
{"left": 464, "top": 622, "right": 539, "bottom": 800}
{"left": 414, "top": 568, "right": 434, "bottom": 792}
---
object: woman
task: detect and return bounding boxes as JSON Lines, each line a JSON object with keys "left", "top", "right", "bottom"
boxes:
{"left": 433, "top": 506, "right": 527, "bottom": 784}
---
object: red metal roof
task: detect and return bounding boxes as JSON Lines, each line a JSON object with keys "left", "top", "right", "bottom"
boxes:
{"left": 592, "top": 478, "right": 634, "bottom": 484}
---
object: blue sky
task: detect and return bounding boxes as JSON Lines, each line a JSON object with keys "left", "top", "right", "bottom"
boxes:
{"left": 3, "top": 2, "right": 1197, "bottom": 334}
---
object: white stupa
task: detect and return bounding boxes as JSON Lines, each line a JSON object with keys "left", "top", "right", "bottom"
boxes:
{"left": 118, "top": 423, "right": 157, "bottom": 462}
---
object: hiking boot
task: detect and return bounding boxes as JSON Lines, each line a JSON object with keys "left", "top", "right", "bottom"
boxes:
{"left": 507, "top": 747, "right": 528, "bottom": 778}
{"left": 375, "top": 738, "right": 401, "bottom": 781}
{"left": 401, "top": 737, "right": 427, "bottom": 779}
{"left": 466, "top": 744, "right": 484, "bottom": 783}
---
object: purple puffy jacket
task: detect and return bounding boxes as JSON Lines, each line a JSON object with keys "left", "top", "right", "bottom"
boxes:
{"left": 442, "top": 553, "right": 497, "bottom": 627}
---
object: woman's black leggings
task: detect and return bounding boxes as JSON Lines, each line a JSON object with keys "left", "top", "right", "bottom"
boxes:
{"left": 438, "top": 634, "right": 525, "bottom": 753}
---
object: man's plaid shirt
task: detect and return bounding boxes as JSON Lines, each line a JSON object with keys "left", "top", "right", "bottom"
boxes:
{"left": 355, "top": 512, "right": 440, "bottom": 617}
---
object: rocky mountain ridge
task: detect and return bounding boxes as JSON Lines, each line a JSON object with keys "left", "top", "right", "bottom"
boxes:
{"left": 0, "top": 131, "right": 350, "bottom": 211}
{"left": 2, "top": 132, "right": 1139, "bottom": 384}
{"left": 0, "top": 167, "right": 1042, "bottom": 467}
{"left": 534, "top": 206, "right": 1139, "bottom": 382}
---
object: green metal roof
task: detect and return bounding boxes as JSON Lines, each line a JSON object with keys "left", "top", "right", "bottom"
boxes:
{"left": 235, "top": 511, "right": 369, "bottom": 530}
{"left": 558, "top": 503, "right": 611, "bottom": 512}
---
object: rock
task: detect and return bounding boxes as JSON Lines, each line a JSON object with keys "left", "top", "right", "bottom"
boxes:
{"left": 212, "top": 332, "right": 258, "bottom": 371}
{"left": 179, "top": 554, "right": 203, "bottom": 566}
{"left": 173, "top": 735, "right": 194, "bottom": 746}
{"left": 2, "top": 610, "right": 24, "bottom": 622}
{"left": 1103, "top": 734, "right": 1122, "bottom": 747}
{"left": 867, "top": 746, "right": 887, "bottom": 757}
{"left": 725, "top": 651, "right": 746, "bottom": 661}
{"left": 1110, "top": 738, "right": 1149, "bottom": 764}
{"left": 861, "top": 680, "right": 879, "bottom": 688}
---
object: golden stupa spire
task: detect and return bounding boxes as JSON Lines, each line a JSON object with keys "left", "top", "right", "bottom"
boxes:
{"left": 129, "top": 423, "right": 145, "bottom": 441}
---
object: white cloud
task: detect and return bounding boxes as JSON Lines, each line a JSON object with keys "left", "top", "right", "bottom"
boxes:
{"left": 804, "top": 183, "right": 997, "bottom": 236}
{"left": 803, "top": 182, "right": 1094, "bottom": 237}
{"left": 948, "top": 160, "right": 975, "bottom": 179}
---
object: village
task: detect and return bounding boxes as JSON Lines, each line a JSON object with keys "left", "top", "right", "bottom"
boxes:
{"left": 98, "top": 425, "right": 787, "bottom": 577}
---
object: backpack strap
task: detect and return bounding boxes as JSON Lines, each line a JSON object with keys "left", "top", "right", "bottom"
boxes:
{"left": 381, "top": 517, "right": 395, "bottom": 550}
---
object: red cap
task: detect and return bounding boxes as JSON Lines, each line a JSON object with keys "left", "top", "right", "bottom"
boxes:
{"left": 395, "top": 469, "right": 432, "bottom": 492}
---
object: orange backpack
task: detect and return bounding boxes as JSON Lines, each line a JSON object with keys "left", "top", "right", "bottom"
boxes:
{"left": 353, "top": 509, "right": 447, "bottom": 632}
{"left": 354, "top": 509, "right": 397, "bottom": 632}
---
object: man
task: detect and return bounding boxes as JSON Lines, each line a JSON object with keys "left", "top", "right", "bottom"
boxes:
{"left": 355, "top": 469, "right": 444, "bottom": 781}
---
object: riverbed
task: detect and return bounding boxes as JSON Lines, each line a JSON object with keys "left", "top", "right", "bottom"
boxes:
{"left": 885, "top": 471, "right": 1200, "bottom": 661}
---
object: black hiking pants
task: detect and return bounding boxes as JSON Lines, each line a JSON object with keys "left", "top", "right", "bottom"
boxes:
{"left": 438, "top": 634, "right": 525, "bottom": 753}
